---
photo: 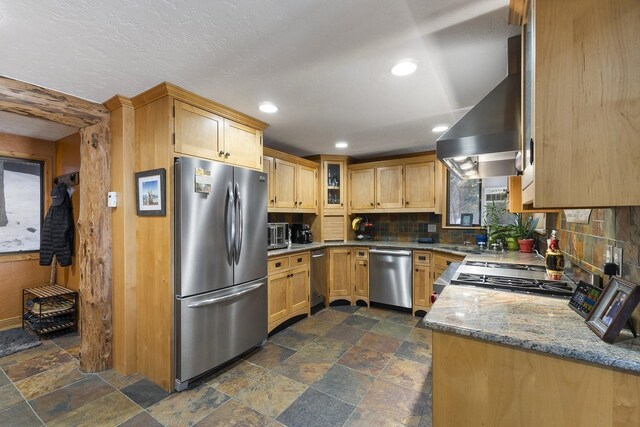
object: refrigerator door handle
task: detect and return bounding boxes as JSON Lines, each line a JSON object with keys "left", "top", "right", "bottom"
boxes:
{"left": 186, "top": 282, "right": 264, "bottom": 308}
{"left": 234, "top": 182, "right": 243, "bottom": 263}
{"left": 225, "top": 183, "right": 235, "bottom": 264}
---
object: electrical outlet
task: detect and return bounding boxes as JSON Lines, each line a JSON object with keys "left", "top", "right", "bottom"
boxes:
{"left": 605, "top": 245, "right": 613, "bottom": 263}
{"left": 428, "top": 224, "right": 436, "bottom": 233}
{"left": 614, "top": 247, "right": 623, "bottom": 276}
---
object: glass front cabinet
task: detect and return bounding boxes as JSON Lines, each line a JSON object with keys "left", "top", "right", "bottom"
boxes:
{"left": 323, "top": 160, "right": 345, "bottom": 213}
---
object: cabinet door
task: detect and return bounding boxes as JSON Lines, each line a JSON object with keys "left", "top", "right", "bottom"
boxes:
{"left": 263, "top": 156, "right": 275, "bottom": 209}
{"left": 297, "top": 164, "right": 318, "bottom": 211}
{"left": 376, "top": 165, "right": 404, "bottom": 209}
{"left": 349, "top": 168, "right": 375, "bottom": 211}
{"left": 329, "top": 249, "right": 351, "bottom": 297}
{"left": 324, "top": 160, "right": 345, "bottom": 212}
{"left": 268, "top": 272, "right": 289, "bottom": 325}
{"left": 404, "top": 162, "right": 435, "bottom": 210}
{"left": 289, "top": 268, "right": 309, "bottom": 313}
{"left": 353, "top": 259, "right": 369, "bottom": 298}
{"left": 274, "top": 159, "right": 297, "bottom": 209}
{"left": 174, "top": 100, "right": 224, "bottom": 160}
{"left": 224, "top": 120, "right": 263, "bottom": 170}
{"left": 413, "top": 265, "right": 431, "bottom": 310}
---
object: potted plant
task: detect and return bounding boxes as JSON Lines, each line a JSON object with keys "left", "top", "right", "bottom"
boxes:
{"left": 483, "top": 202, "right": 513, "bottom": 249}
{"left": 513, "top": 214, "right": 539, "bottom": 253}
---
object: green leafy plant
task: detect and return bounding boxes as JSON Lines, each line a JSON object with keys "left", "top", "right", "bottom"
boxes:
{"left": 483, "top": 202, "right": 514, "bottom": 244}
{"left": 513, "top": 213, "right": 539, "bottom": 240}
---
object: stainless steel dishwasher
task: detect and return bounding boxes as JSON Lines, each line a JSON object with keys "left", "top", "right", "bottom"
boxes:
{"left": 311, "top": 249, "right": 326, "bottom": 308}
{"left": 369, "top": 249, "right": 412, "bottom": 308}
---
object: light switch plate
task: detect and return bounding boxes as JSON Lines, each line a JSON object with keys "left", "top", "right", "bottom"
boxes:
{"left": 107, "top": 191, "right": 117, "bottom": 208}
{"left": 428, "top": 224, "right": 437, "bottom": 233}
{"left": 614, "top": 247, "right": 623, "bottom": 276}
{"left": 605, "top": 245, "right": 613, "bottom": 263}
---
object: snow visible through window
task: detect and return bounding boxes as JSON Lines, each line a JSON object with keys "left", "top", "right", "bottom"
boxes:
{"left": 0, "top": 157, "right": 43, "bottom": 253}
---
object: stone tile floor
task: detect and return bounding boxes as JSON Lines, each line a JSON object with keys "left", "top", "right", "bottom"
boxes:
{"left": 0, "top": 305, "right": 432, "bottom": 426}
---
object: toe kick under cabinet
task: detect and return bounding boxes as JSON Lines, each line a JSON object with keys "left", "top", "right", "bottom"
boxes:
{"left": 268, "top": 252, "right": 310, "bottom": 332}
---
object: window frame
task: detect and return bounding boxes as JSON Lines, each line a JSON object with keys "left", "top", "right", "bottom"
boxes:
{"left": 445, "top": 169, "right": 483, "bottom": 228}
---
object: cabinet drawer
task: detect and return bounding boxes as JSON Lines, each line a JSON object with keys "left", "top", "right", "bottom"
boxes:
{"left": 433, "top": 253, "right": 464, "bottom": 269}
{"left": 414, "top": 251, "right": 431, "bottom": 266}
{"left": 353, "top": 248, "right": 369, "bottom": 260}
{"left": 289, "top": 252, "right": 310, "bottom": 268}
{"left": 268, "top": 256, "right": 289, "bottom": 274}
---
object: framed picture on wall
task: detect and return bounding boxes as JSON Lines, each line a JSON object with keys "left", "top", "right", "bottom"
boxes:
{"left": 135, "top": 168, "right": 166, "bottom": 216}
{"left": 460, "top": 213, "right": 474, "bottom": 227}
{"left": 586, "top": 277, "right": 640, "bottom": 343}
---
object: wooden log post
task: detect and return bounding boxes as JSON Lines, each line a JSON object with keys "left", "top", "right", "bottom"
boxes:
{"left": 78, "top": 119, "right": 113, "bottom": 372}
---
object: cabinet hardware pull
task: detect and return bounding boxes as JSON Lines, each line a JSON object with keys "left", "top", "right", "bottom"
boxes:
{"left": 218, "top": 150, "right": 225, "bottom": 156}
{"left": 370, "top": 202, "right": 374, "bottom": 206}
{"left": 225, "top": 152, "right": 231, "bottom": 157}
{"left": 297, "top": 258, "right": 302, "bottom": 262}
{"left": 415, "top": 268, "right": 418, "bottom": 272}
{"left": 406, "top": 201, "right": 409, "bottom": 205}
{"left": 275, "top": 262, "right": 281, "bottom": 267}
{"left": 419, "top": 256, "right": 426, "bottom": 261}
{"left": 529, "top": 138, "right": 534, "bottom": 165}
{"left": 270, "top": 199, "right": 274, "bottom": 203}
{"left": 376, "top": 202, "right": 380, "bottom": 206}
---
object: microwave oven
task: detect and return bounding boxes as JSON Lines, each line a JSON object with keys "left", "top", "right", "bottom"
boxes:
{"left": 267, "top": 223, "right": 289, "bottom": 250}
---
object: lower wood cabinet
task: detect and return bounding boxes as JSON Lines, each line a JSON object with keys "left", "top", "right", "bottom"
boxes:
{"left": 352, "top": 248, "right": 369, "bottom": 305}
{"left": 328, "top": 248, "right": 351, "bottom": 304}
{"left": 268, "top": 252, "right": 310, "bottom": 332}
{"left": 433, "top": 252, "right": 465, "bottom": 281}
{"left": 412, "top": 251, "right": 432, "bottom": 315}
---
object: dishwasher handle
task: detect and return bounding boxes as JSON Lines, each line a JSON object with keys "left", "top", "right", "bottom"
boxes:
{"left": 312, "top": 253, "right": 326, "bottom": 258}
{"left": 369, "top": 249, "right": 412, "bottom": 257}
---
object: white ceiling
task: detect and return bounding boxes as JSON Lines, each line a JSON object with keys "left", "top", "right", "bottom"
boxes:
{"left": 0, "top": 0, "right": 519, "bottom": 156}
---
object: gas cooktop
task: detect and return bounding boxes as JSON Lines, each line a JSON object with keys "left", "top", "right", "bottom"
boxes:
{"left": 450, "top": 261, "right": 575, "bottom": 298}
{"left": 451, "top": 272, "right": 574, "bottom": 298}
{"left": 463, "top": 261, "right": 547, "bottom": 273}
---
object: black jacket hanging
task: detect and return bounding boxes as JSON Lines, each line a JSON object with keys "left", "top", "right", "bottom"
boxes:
{"left": 40, "top": 183, "right": 74, "bottom": 267}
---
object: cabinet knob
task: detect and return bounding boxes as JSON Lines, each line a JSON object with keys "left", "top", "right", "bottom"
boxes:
{"left": 415, "top": 268, "right": 418, "bottom": 272}
{"left": 406, "top": 201, "right": 410, "bottom": 205}
{"left": 218, "top": 150, "right": 225, "bottom": 156}
{"left": 275, "top": 262, "right": 281, "bottom": 267}
{"left": 225, "top": 152, "right": 231, "bottom": 158}
{"left": 341, "top": 203, "right": 343, "bottom": 207}
{"left": 370, "top": 202, "right": 374, "bottom": 206}
{"left": 376, "top": 202, "right": 380, "bottom": 206}
{"left": 270, "top": 199, "right": 274, "bottom": 203}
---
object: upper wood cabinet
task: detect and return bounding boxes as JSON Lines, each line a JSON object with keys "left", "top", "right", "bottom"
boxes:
{"left": 263, "top": 156, "right": 275, "bottom": 209}
{"left": 173, "top": 99, "right": 264, "bottom": 170}
{"left": 348, "top": 155, "right": 438, "bottom": 214}
{"left": 376, "top": 165, "right": 403, "bottom": 209}
{"left": 274, "top": 158, "right": 297, "bottom": 209}
{"left": 511, "top": 0, "right": 640, "bottom": 208}
{"left": 174, "top": 100, "right": 224, "bottom": 160}
{"left": 297, "top": 164, "right": 318, "bottom": 210}
{"left": 349, "top": 168, "right": 375, "bottom": 210}
{"left": 223, "top": 120, "right": 263, "bottom": 170}
{"left": 405, "top": 162, "right": 435, "bottom": 210}
{"left": 264, "top": 147, "right": 319, "bottom": 214}
{"left": 323, "top": 160, "right": 346, "bottom": 213}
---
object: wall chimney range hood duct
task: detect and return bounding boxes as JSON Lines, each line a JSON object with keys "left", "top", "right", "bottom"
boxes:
{"left": 437, "top": 36, "right": 521, "bottom": 179}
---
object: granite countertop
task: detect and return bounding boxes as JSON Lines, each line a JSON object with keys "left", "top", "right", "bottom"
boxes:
{"left": 423, "top": 285, "right": 640, "bottom": 373}
{"left": 268, "top": 240, "right": 546, "bottom": 260}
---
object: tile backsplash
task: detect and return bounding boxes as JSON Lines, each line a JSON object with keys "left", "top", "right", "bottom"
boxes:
{"left": 349, "top": 213, "right": 481, "bottom": 244}
{"left": 548, "top": 207, "right": 640, "bottom": 284}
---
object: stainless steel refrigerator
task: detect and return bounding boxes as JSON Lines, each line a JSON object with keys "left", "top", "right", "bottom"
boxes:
{"left": 174, "top": 156, "right": 267, "bottom": 391}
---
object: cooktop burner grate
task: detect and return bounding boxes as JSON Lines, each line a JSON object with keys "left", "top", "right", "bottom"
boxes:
{"left": 464, "top": 261, "right": 547, "bottom": 272}
{"left": 453, "top": 273, "right": 574, "bottom": 298}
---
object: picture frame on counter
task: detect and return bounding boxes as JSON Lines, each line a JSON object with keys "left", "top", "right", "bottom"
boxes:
{"left": 460, "top": 213, "right": 474, "bottom": 227}
{"left": 586, "top": 277, "right": 640, "bottom": 343}
{"left": 135, "top": 168, "right": 166, "bottom": 216}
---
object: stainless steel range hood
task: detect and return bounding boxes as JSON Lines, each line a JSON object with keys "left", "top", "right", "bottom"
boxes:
{"left": 437, "top": 36, "right": 521, "bottom": 179}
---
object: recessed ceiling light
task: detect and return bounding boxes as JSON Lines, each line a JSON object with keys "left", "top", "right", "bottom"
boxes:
{"left": 432, "top": 125, "right": 449, "bottom": 132}
{"left": 335, "top": 142, "right": 348, "bottom": 149}
{"left": 460, "top": 162, "right": 474, "bottom": 170}
{"left": 259, "top": 102, "right": 278, "bottom": 113}
{"left": 391, "top": 60, "right": 417, "bottom": 76}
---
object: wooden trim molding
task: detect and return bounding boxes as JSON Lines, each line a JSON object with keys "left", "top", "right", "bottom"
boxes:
{"left": 104, "top": 95, "right": 134, "bottom": 111}
{"left": 263, "top": 147, "right": 319, "bottom": 169}
{"left": 0, "top": 316, "right": 21, "bottom": 332}
{"left": 0, "top": 75, "right": 109, "bottom": 128}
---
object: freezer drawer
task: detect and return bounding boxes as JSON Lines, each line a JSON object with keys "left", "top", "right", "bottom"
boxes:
{"left": 175, "top": 279, "right": 267, "bottom": 390}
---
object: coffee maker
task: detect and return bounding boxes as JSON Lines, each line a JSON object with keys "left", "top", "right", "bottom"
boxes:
{"left": 290, "top": 223, "right": 313, "bottom": 244}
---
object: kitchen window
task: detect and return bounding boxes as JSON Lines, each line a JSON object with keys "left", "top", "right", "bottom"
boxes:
{"left": 446, "top": 170, "right": 482, "bottom": 227}
{"left": 0, "top": 157, "right": 44, "bottom": 254}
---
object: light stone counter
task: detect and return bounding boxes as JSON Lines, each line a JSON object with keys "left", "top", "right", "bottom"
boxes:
{"left": 423, "top": 285, "right": 640, "bottom": 373}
